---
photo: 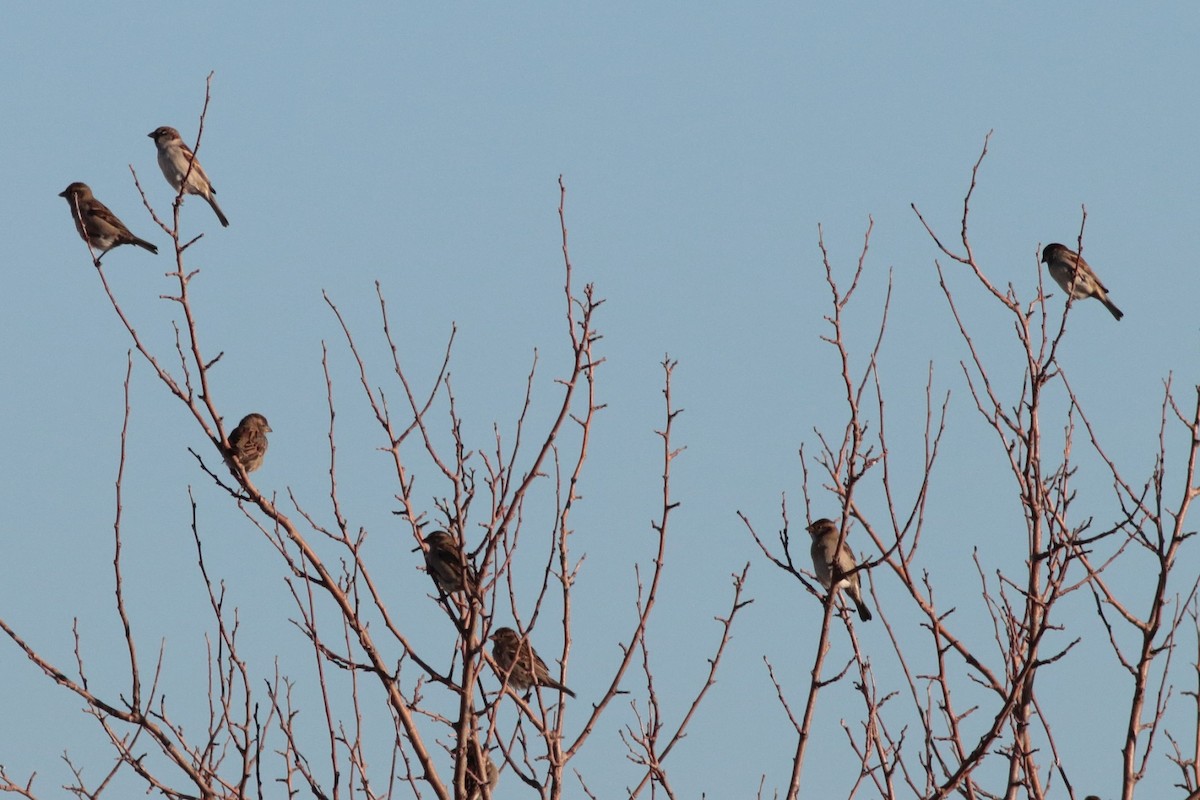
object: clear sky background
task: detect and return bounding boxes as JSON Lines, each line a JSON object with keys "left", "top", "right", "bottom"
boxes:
{"left": 2, "top": 4, "right": 1199, "bottom": 798}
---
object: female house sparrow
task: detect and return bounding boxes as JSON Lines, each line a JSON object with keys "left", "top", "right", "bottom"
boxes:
{"left": 1041, "top": 243, "right": 1123, "bottom": 320}
{"left": 465, "top": 746, "right": 499, "bottom": 800}
{"left": 59, "top": 182, "right": 158, "bottom": 258}
{"left": 226, "top": 413, "right": 271, "bottom": 473}
{"left": 148, "top": 125, "right": 229, "bottom": 227}
{"left": 807, "top": 518, "right": 872, "bottom": 622}
{"left": 489, "top": 627, "right": 576, "bottom": 698}
{"left": 420, "top": 530, "right": 477, "bottom": 595}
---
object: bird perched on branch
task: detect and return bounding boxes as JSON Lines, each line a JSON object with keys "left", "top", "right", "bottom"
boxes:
{"left": 490, "top": 627, "right": 576, "bottom": 698}
{"left": 226, "top": 413, "right": 271, "bottom": 473}
{"left": 465, "top": 746, "right": 499, "bottom": 800}
{"left": 1041, "top": 243, "right": 1123, "bottom": 321}
{"left": 148, "top": 125, "right": 229, "bottom": 227}
{"left": 420, "top": 530, "right": 477, "bottom": 596}
{"left": 59, "top": 182, "right": 158, "bottom": 258}
{"left": 807, "top": 518, "right": 872, "bottom": 622}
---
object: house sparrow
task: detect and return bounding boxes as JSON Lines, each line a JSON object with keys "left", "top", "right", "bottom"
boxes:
{"left": 226, "top": 413, "right": 271, "bottom": 473}
{"left": 59, "top": 182, "right": 157, "bottom": 258}
{"left": 148, "top": 126, "right": 229, "bottom": 227}
{"left": 1041, "top": 243, "right": 1123, "bottom": 321}
{"left": 489, "top": 627, "right": 576, "bottom": 698}
{"left": 420, "top": 530, "right": 477, "bottom": 595}
{"left": 807, "top": 518, "right": 872, "bottom": 622}
{"left": 465, "top": 746, "right": 499, "bottom": 800}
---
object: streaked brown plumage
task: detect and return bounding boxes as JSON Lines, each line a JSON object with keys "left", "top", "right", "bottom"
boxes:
{"left": 422, "top": 530, "right": 477, "bottom": 595}
{"left": 807, "top": 518, "right": 872, "bottom": 622}
{"left": 227, "top": 413, "right": 271, "bottom": 473}
{"left": 489, "top": 627, "right": 575, "bottom": 698}
{"left": 465, "top": 746, "right": 499, "bottom": 800}
{"left": 148, "top": 125, "right": 229, "bottom": 227}
{"left": 59, "top": 182, "right": 158, "bottom": 258}
{"left": 1041, "top": 243, "right": 1123, "bottom": 321}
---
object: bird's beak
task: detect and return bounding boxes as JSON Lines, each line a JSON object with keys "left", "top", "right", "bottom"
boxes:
{"left": 57, "top": 189, "right": 67, "bottom": 198}
{"left": 147, "top": 131, "right": 155, "bottom": 138}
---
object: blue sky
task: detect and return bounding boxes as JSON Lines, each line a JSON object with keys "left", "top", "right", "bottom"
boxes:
{"left": 3, "top": 4, "right": 1199, "bottom": 798}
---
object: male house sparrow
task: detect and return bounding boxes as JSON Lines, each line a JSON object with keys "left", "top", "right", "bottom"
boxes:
{"left": 807, "top": 518, "right": 872, "bottom": 622}
{"left": 421, "top": 530, "right": 477, "bottom": 595}
{"left": 226, "top": 413, "right": 271, "bottom": 473}
{"left": 489, "top": 627, "right": 576, "bottom": 698}
{"left": 148, "top": 125, "right": 229, "bottom": 227}
{"left": 1041, "top": 243, "right": 1123, "bottom": 321}
{"left": 59, "top": 182, "right": 158, "bottom": 258}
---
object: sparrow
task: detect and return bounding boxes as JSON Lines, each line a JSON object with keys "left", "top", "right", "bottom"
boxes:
{"left": 1041, "top": 243, "right": 1123, "bottom": 321}
{"left": 59, "top": 182, "right": 158, "bottom": 258}
{"left": 807, "top": 518, "right": 872, "bottom": 622}
{"left": 465, "top": 746, "right": 499, "bottom": 800}
{"left": 420, "top": 530, "right": 477, "bottom": 595}
{"left": 148, "top": 126, "right": 229, "bottom": 227}
{"left": 489, "top": 627, "right": 576, "bottom": 698}
{"left": 226, "top": 413, "right": 271, "bottom": 473}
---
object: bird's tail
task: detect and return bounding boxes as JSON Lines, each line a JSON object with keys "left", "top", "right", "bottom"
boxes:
{"left": 855, "top": 599, "right": 873, "bottom": 622}
{"left": 133, "top": 237, "right": 159, "bottom": 255}
{"left": 848, "top": 588, "right": 873, "bottom": 622}
{"left": 1103, "top": 298, "right": 1124, "bottom": 321}
{"left": 207, "top": 195, "right": 230, "bottom": 227}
